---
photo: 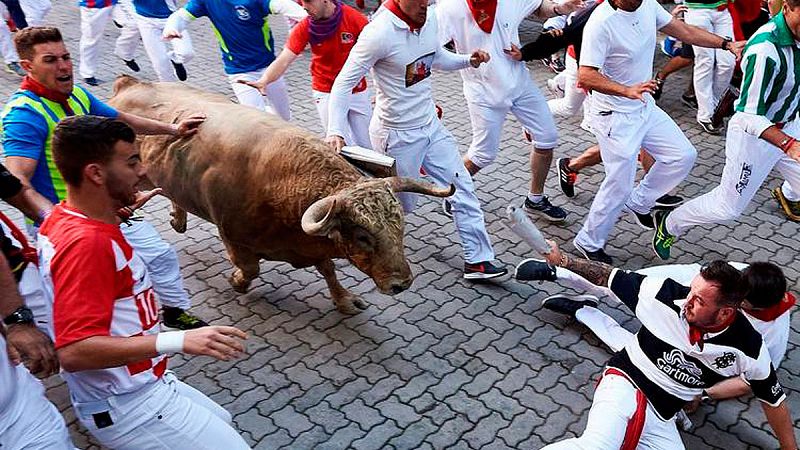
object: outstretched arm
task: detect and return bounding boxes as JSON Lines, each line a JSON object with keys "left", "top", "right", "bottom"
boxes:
{"left": 543, "top": 240, "right": 614, "bottom": 287}
{"left": 761, "top": 401, "right": 798, "bottom": 450}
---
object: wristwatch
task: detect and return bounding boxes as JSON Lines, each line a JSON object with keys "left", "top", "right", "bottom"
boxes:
{"left": 720, "top": 37, "right": 732, "bottom": 51}
{"left": 3, "top": 306, "right": 34, "bottom": 326}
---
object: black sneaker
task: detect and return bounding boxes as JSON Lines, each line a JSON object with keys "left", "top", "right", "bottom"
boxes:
{"left": 652, "top": 77, "right": 665, "bottom": 101}
{"left": 523, "top": 196, "right": 567, "bottom": 222}
{"left": 654, "top": 194, "right": 684, "bottom": 208}
{"left": 697, "top": 119, "right": 721, "bottom": 135}
{"left": 442, "top": 198, "right": 453, "bottom": 218}
{"left": 84, "top": 77, "right": 99, "bottom": 86}
{"left": 172, "top": 61, "right": 188, "bottom": 81}
{"left": 681, "top": 94, "right": 698, "bottom": 109}
{"left": 542, "top": 294, "right": 598, "bottom": 318}
{"left": 123, "top": 59, "right": 140, "bottom": 72}
{"left": 549, "top": 56, "right": 566, "bottom": 73}
{"left": 162, "top": 307, "right": 208, "bottom": 330}
{"left": 514, "top": 259, "right": 557, "bottom": 282}
{"left": 557, "top": 157, "right": 577, "bottom": 198}
{"left": 573, "top": 240, "right": 613, "bottom": 264}
{"left": 627, "top": 205, "right": 654, "bottom": 230}
{"left": 464, "top": 261, "right": 508, "bottom": 280}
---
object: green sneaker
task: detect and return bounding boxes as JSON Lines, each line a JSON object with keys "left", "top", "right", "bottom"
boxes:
{"left": 162, "top": 307, "right": 208, "bottom": 330}
{"left": 652, "top": 209, "right": 675, "bottom": 260}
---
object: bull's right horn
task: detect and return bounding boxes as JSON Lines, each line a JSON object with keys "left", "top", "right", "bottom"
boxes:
{"left": 387, "top": 177, "right": 455, "bottom": 198}
{"left": 301, "top": 196, "right": 339, "bottom": 236}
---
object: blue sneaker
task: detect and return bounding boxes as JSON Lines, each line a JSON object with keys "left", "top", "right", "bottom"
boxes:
{"left": 660, "top": 36, "right": 680, "bottom": 57}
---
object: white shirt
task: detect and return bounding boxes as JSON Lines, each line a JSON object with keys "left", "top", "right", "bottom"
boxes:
{"left": 580, "top": 0, "right": 672, "bottom": 113}
{"left": 327, "top": 5, "right": 472, "bottom": 135}
{"left": 436, "top": 0, "right": 540, "bottom": 108}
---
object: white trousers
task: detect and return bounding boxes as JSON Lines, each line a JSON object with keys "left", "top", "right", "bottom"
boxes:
{"left": 19, "top": 0, "right": 50, "bottom": 26}
{"left": 228, "top": 68, "right": 291, "bottom": 121}
{"left": 313, "top": 89, "right": 371, "bottom": 148}
{"left": 542, "top": 370, "right": 684, "bottom": 450}
{"left": 466, "top": 77, "right": 558, "bottom": 168}
{"left": 370, "top": 117, "right": 495, "bottom": 264}
{"left": 79, "top": 5, "right": 141, "bottom": 79}
{"left": 112, "top": 0, "right": 140, "bottom": 61}
{"left": 0, "top": 3, "right": 18, "bottom": 64}
{"left": 135, "top": 13, "right": 194, "bottom": 81}
{"left": 548, "top": 54, "right": 586, "bottom": 118}
{"left": 685, "top": 8, "right": 735, "bottom": 121}
{"left": 0, "top": 364, "right": 74, "bottom": 450}
{"left": 575, "top": 103, "right": 696, "bottom": 251}
{"left": 121, "top": 220, "right": 191, "bottom": 310}
{"left": 74, "top": 371, "right": 250, "bottom": 450}
{"left": 667, "top": 115, "right": 800, "bottom": 236}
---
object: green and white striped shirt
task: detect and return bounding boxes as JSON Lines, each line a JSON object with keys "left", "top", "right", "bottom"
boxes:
{"left": 735, "top": 13, "right": 800, "bottom": 137}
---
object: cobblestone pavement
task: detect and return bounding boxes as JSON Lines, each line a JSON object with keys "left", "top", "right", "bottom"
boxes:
{"left": 1, "top": 2, "right": 798, "bottom": 449}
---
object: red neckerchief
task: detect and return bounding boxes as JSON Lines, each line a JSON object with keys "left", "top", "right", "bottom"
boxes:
{"left": 384, "top": 0, "right": 423, "bottom": 32}
{"left": 746, "top": 292, "right": 795, "bottom": 322}
{"left": 20, "top": 75, "right": 74, "bottom": 115}
{"left": 688, "top": 313, "right": 736, "bottom": 350}
{"left": 466, "top": 0, "right": 497, "bottom": 33}
{"left": 0, "top": 211, "right": 38, "bottom": 266}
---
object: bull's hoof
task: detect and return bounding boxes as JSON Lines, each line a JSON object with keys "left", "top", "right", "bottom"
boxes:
{"left": 334, "top": 294, "right": 369, "bottom": 314}
{"left": 229, "top": 271, "right": 251, "bottom": 294}
{"left": 170, "top": 217, "right": 187, "bottom": 233}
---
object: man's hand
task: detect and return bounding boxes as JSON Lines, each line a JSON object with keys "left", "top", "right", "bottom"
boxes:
{"left": 787, "top": 140, "right": 800, "bottom": 162}
{"left": 6, "top": 324, "right": 58, "bottom": 378}
{"left": 683, "top": 395, "right": 702, "bottom": 414}
{"left": 546, "top": 28, "right": 564, "bottom": 37}
{"left": 543, "top": 239, "right": 563, "bottom": 266}
{"left": 728, "top": 40, "right": 745, "bottom": 60}
{"left": 469, "top": 50, "right": 491, "bottom": 68}
{"left": 559, "top": 0, "right": 586, "bottom": 15}
{"left": 671, "top": 4, "right": 688, "bottom": 19}
{"left": 182, "top": 326, "right": 247, "bottom": 361}
{"left": 129, "top": 188, "right": 163, "bottom": 212}
{"left": 236, "top": 79, "right": 268, "bottom": 95}
{"left": 163, "top": 29, "right": 182, "bottom": 40}
{"left": 325, "top": 135, "right": 346, "bottom": 153}
{"left": 504, "top": 44, "right": 522, "bottom": 61}
{"left": 174, "top": 114, "right": 206, "bottom": 137}
{"left": 625, "top": 80, "right": 659, "bottom": 101}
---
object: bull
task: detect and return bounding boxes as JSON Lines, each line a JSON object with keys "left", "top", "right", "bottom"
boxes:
{"left": 109, "top": 75, "right": 453, "bottom": 313}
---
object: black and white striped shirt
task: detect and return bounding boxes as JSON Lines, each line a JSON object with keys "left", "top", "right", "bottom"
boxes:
{"left": 605, "top": 269, "right": 785, "bottom": 420}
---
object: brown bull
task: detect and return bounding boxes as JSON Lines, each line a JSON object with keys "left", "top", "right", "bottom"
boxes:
{"left": 109, "top": 76, "right": 453, "bottom": 313}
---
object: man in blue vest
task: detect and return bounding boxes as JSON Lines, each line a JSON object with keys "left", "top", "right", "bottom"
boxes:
{"left": 1, "top": 26, "right": 208, "bottom": 330}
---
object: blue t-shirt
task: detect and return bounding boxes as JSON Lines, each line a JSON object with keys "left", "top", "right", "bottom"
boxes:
{"left": 1, "top": 88, "right": 118, "bottom": 204}
{"left": 185, "top": 0, "right": 277, "bottom": 74}
{"left": 133, "top": 0, "right": 174, "bottom": 19}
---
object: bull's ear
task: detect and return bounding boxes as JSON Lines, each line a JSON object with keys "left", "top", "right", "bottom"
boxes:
{"left": 301, "top": 196, "right": 340, "bottom": 236}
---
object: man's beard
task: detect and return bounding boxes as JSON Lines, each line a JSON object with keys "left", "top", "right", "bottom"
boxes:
{"left": 107, "top": 171, "right": 138, "bottom": 208}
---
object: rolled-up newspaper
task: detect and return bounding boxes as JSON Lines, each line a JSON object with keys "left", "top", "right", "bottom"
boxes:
{"left": 504, "top": 205, "right": 552, "bottom": 256}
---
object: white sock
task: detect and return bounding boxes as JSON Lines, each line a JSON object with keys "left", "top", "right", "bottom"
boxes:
{"left": 527, "top": 193, "right": 544, "bottom": 203}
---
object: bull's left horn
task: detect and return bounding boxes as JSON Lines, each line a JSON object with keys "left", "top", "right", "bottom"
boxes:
{"left": 301, "top": 196, "right": 339, "bottom": 236}
{"left": 387, "top": 177, "right": 455, "bottom": 198}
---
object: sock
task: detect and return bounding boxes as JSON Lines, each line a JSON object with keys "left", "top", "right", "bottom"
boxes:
{"left": 527, "top": 193, "right": 544, "bottom": 203}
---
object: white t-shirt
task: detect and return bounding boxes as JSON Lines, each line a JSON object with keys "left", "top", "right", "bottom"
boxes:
{"left": 436, "top": 0, "right": 540, "bottom": 107}
{"left": 580, "top": 0, "right": 673, "bottom": 113}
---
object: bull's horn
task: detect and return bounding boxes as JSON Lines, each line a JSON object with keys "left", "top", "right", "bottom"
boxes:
{"left": 387, "top": 177, "right": 455, "bottom": 198}
{"left": 301, "top": 196, "right": 339, "bottom": 236}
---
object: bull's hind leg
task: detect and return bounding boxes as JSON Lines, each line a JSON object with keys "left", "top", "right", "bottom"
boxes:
{"left": 223, "top": 241, "right": 261, "bottom": 293}
{"left": 315, "top": 259, "right": 368, "bottom": 314}
{"left": 170, "top": 201, "right": 188, "bottom": 233}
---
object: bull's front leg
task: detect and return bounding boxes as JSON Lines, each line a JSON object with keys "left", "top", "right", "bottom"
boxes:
{"left": 223, "top": 240, "right": 261, "bottom": 293}
{"left": 170, "top": 201, "right": 188, "bottom": 233}
{"left": 315, "top": 259, "right": 368, "bottom": 314}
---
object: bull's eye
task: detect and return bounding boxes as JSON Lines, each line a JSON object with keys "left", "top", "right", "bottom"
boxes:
{"left": 353, "top": 228, "right": 374, "bottom": 251}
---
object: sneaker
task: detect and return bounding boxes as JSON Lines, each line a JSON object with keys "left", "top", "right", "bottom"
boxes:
{"left": 652, "top": 77, "right": 665, "bottom": 101}
{"left": 557, "top": 157, "right": 577, "bottom": 198}
{"left": 172, "top": 60, "right": 187, "bottom": 81}
{"left": 442, "top": 198, "right": 453, "bottom": 218}
{"left": 675, "top": 410, "right": 694, "bottom": 432}
{"left": 464, "top": 261, "right": 509, "bottom": 280}
{"left": 84, "top": 77, "right": 100, "bottom": 86}
{"left": 549, "top": 56, "right": 566, "bottom": 73}
{"left": 697, "top": 119, "right": 721, "bottom": 135}
{"left": 546, "top": 77, "right": 565, "bottom": 98}
{"left": 660, "top": 36, "right": 679, "bottom": 57}
{"left": 5, "top": 62, "right": 25, "bottom": 77}
{"left": 652, "top": 209, "right": 675, "bottom": 260}
{"left": 514, "top": 258, "right": 557, "bottom": 282}
{"left": 654, "top": 194, "right": 684, "bottom": 208}
{"left": 573, "top": 240, "right": 613, "bottom": 264}
{"left": 542, "top": 294, "right": 599, "bottom": 318}
{"left": 681, "top": 94, "right": 698, "bottom": 109}
{"left": 162, "top": 307, "right": 209, "bottom": 330}
{"left": 626, "top": 205, "right": 654, "bottom": 230}
{"left": 523, "top": 196, "right": 567, "bottom": 222}
{"left": 771, "top": 186, "right": 800, "bottom": 222}
{"left": 123, "top": 58, "right": 140, "bottom": 72}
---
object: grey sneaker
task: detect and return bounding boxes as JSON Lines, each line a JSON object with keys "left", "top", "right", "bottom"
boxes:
{"left": 523, "top": 196, "right": 567, "bottom": 222}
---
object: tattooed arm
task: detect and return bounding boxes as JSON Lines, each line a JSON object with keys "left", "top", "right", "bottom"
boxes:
{"left": 543, "top": 240, "right": 614, "bottom": 286}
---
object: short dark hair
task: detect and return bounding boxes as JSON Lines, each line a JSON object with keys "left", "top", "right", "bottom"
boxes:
{"left": 13, "top": 26, "right": 63, "bottom": 61}
{"left": 52, "top": 116, "right": 136, "bottom": 187}
{"left": 699, "top": 260, "right": 748, "bottom": 308}
{"left": 786, "top": 0, "right": 800, "bottom": 9}
{"left": 742, "top": 262, "right": 786, "bottom": 309}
